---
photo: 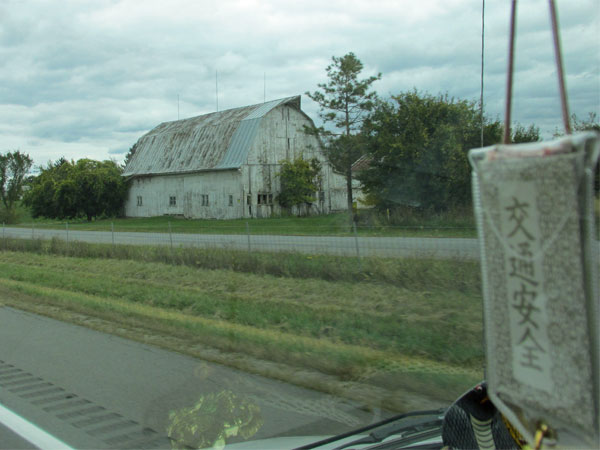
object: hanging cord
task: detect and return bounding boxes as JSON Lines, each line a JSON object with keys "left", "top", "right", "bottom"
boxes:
{"left": 503, "top": 0, "right": 517, "bottom": 144}
{"left": 503, "top": 0, "right": 572, "bottom": 144}
{"left": 549, "top": 0, "right": 572, "bottom": 135}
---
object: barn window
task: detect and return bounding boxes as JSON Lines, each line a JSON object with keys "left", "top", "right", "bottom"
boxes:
{"left": 201, "top": 194, "right": 209, "bottom": 206}
{"left": 169, "top": 196, "right": 176, "bottom": 206}
{"left": 257, "top": 193, "right": 272, "bottom": 205}
{"left": 228, "top": 195, "right": 233, "bottom": 206}
{"left": 247, "top": 195, "right": 251, "bottom": 205}
{"left": 137, "top": 196, "right": 143, "bottom": 206}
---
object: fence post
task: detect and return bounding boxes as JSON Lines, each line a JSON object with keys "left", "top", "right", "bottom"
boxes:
{"left": 111, "top": 222, "right": 115, "bottom": 249}
{"left": 353, "top": 222, "right": 362, "bottom": 272}
{"left": 66, "top": 222, "right": 69, "bottom": 253}
{"left": 246, "top": 221, "right": 251, "bottom": 252}
{"left": 31, "top": 222, "right": 34, "bottom": 240}
{"left": 168, "top": 221, "right": 173, "bottom": 251}
{"left": 2, "top": 222, "right": 4, "bottom": 250}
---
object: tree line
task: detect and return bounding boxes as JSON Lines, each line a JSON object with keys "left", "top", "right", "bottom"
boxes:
{"left": 289, "top": 52, "right": 597, "bottom": 217}
{"left": 24, "top": 158, "right": 127, "bottom": 221}
{"left": 0, "top": 154, "right": 127, "bottom": 223}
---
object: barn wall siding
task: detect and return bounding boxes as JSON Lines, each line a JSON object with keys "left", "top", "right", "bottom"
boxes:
{"left": 125, "top": 171, "right": 243, "bottom": 219}
{"left": 248, "top": 105, "right": 323, "bottom": 165}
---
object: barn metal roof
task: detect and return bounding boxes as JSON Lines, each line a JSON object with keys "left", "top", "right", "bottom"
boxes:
{"left": 123, "top": 95, "right": 301, "bottom": 176}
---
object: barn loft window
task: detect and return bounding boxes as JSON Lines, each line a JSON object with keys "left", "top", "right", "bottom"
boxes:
{"left": 169, "top": 196, "right": 176, "bottom": 206}
{"left": 137, "top": 196, "right": 143, "bottom": 206}
{"left": 228, "top": 195, "right": 233, "bottom": 206}
{"left": 201, "top": 194, "right": 209, "bottom": 206}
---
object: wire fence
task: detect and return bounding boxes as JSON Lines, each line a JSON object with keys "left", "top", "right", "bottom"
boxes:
{"left": 2, "top": 221, "right": 481, "bottom": 260}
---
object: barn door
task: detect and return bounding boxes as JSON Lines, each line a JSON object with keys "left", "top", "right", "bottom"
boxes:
{"left": 183, "top": 192, "right": 192, "bottom": 218}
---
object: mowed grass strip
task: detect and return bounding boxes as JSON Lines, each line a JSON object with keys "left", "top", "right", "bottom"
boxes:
{"left": 15, "top": 212, "right": 477, "bottom": 238}
{"left": 0, "top": 252, "right": 484, "bottom": 367}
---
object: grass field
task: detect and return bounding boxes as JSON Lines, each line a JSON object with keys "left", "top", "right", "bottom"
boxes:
{"left": 12, "top": 210, "right": 478, "bottom": 238}
{"left": 0, "top": 242, "right": 484, "bottom": 409}
{"left": 9, "top": 196, "right": 600, "bottom": 239}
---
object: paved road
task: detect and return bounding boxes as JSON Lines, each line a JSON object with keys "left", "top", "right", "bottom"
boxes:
{"left": 3, "top": 226, "right": 480, "bottom": 259}
{"left": 0, "top": 307, "right": 385, "bottom": 449}
{"left": 0, "top": 423, "right": 35, "bottom": 449}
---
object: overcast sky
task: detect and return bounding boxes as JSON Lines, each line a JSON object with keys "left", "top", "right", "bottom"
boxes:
{"left": 1, "top": 0, "right": 598, "bottom": 167}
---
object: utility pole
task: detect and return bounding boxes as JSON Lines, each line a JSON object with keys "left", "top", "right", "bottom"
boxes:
{"left": 480, "top": 0, "right": 485, "bottom": 148}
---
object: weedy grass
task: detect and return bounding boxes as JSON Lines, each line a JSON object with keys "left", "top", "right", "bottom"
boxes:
{"left": 0, "top": 242, "right": 484, "bottom": 403}
{"left": 1, "top": 237, "right": 481, "bottom": 292}
{"left": 0, "top": 251, "right": 483, "bottom": 365}
{"left": 0, "top": 280, "right": 482, "bottom": 409}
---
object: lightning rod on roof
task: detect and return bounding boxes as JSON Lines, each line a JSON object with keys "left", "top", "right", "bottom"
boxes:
{"left": 177, "top": 94, "right": 180, "bottom": 120}
{"left": 216, "top": 70, "right": 219, "bottom": 112}
{"left": 264, "top": 72, "right": 266, "bottom": 103}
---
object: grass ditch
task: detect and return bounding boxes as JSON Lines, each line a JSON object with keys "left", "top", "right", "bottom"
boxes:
{"left": 0, "top": 242, "right": 485, "bottom": 407}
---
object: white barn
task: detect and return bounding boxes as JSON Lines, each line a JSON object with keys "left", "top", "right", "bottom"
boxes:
{"left": 122, "top": 96, "right": 352, "bottom": 219}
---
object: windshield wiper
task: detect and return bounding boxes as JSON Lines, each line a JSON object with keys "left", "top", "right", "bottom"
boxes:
{"left": 347, "top": 423, "right": 443, "bottom": 450}
{"left": 293, "top": 408, "right": 446, "bottom": 450}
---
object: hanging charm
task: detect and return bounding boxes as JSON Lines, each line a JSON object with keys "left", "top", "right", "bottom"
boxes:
{"left": 470, "top": 132, "right": 599, "bottom": 448}
{"left": 469, "top": 1, "right": 600, "bottom": 447}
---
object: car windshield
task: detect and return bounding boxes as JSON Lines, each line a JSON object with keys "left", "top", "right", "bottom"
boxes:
{"left": 0, "top": 1, "right": 598, "bottom": 449}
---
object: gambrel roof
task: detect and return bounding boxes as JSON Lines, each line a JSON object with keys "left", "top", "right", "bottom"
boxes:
{"left": 123, "top": 95, "right": 301, "bottom": 177}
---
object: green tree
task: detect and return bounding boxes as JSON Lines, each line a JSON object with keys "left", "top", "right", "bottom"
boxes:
{"left": 0, "top": 150, "right": 33, "bottom": 223}
{"left": 512, "top": 123, "right": 541, "bottom": 143}
{"left": 24, "top": 158, "right": 128, "bottom": 221}
{"left": 554, "top": 112, "right": 600, "bottom": 136}
{"left": 359, "top": 91, "right": 507, "bottom": 212}
{"left": 554, "top": 112, "right": 600, "bottom": 193}
{"left": 277, "top": 157, "right": 322, "bottom": 213}
{"left": 306, "top": 52, "right": 381, "bottom": 216}
{"left": 123, "top": 142, "right": 138, "bottom": 168}
{"left": 24, "top": 158, "right": 71, "bottom": 218}
{"left": 571, "top": 113, "right": 600, "bottom": 194}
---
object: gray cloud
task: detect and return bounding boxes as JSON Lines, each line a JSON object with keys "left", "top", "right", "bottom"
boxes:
{"left": 0, "top": 0, "right": 598, "bottom": 166}
{"left": 108, "top": 146, "right": 127, "bottom": 155}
